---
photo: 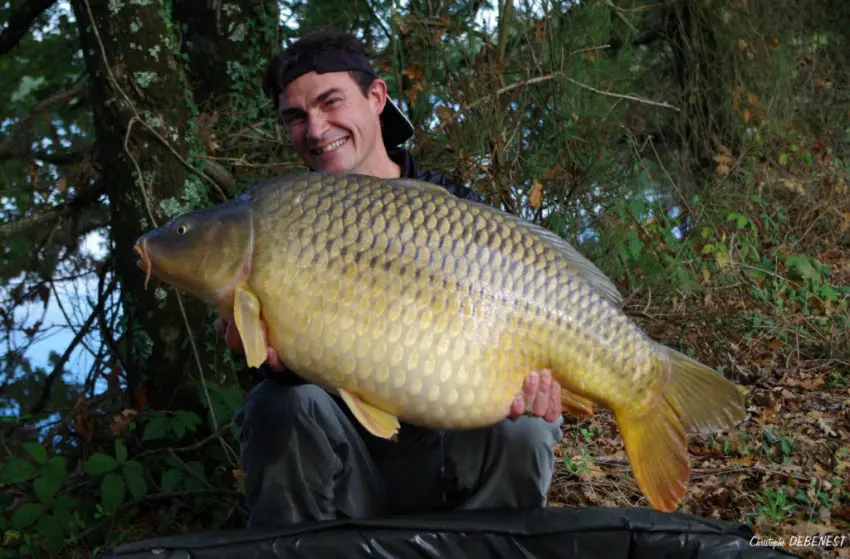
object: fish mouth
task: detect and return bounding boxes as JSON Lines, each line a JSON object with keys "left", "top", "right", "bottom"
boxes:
{"left": 134, "top": 240, "right": 152, "bottom": 291}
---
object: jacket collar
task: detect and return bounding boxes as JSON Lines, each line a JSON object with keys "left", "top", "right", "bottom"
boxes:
{"left": 387, "top": 147, "right": 418, "bottom": 179}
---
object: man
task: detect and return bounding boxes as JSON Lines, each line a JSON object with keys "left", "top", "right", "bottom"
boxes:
{"left": 215, "top": 29, "right": 565, "bottom": 528}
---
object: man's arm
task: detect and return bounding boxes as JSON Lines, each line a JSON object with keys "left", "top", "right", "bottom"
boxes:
{"left": 215, "top": 317, "right": 305, "bottom": 384}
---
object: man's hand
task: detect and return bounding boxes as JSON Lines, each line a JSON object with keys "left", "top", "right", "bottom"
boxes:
{"left": 214, "top": 317, "right": 286, "bottom": 372}
{"left": 507, "top": 369, "right": 562, "bottom": 423}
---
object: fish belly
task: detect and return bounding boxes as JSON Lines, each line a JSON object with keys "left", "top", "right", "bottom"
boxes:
{"left": 247, "top": 172, "right": 661, "bottom": 428}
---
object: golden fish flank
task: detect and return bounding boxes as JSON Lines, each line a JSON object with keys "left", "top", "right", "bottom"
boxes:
{"left": 134, "top": 171, "right": 746, "bottom": 514}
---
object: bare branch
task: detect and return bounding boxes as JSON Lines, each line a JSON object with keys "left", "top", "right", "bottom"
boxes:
{"left": 0, "top": 0, "right": 57, "bottom": 56}
{"left": 0, "top": 205, "right": 71, "bottom": 240}
{"left": 0, "top": 180, "right": 105, "bottom": 241}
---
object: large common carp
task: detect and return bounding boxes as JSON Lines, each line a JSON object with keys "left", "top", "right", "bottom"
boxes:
{"left": 134, "top": 172, "right": 746, "bottom": 512}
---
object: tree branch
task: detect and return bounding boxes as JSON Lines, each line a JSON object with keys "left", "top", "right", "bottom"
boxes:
{"left": 0, "top": 148, "right": 85, "bottom": 166}
{"left": 0, "top": 0, "right": 57, "bottom": 56}
{"left": 0, "top": 179, "right": 105, "bottom": 241}
{"left": 29, "top": 271, "right": 114, "bottom": 415}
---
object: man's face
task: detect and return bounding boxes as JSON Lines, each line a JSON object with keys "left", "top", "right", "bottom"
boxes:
{"left": 278, "top": 71, "right": 386, "bottom": 174}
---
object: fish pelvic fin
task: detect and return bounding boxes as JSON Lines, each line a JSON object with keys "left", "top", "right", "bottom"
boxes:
{"left": 233, "top": 286, "right": 266, "bottom": 369}
{"left": 561, "top": 389, "right": 594, "bottom": 417}
{"left": 339, "top": 389, "right": 401, "bottom": 441}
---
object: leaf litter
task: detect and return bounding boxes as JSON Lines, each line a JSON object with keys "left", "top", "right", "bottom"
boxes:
{"left": 546, "top": 276, "right": 850, "bottom": 559}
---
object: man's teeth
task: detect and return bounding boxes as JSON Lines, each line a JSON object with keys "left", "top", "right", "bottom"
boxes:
{"left": 316, "top": 138, "right": 347, "bottom": 154}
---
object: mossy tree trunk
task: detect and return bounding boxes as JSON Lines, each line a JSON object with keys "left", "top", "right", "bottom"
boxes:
{"left": 70, "top": 0, "right": 277, "bottom": 417}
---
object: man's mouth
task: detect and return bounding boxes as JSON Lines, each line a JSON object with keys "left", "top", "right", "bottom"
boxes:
{"left": 313, "top": 137, "right": 348, "bottom": 155}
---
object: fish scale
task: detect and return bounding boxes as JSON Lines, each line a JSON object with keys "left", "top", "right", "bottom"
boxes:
{"left": 135, "top": 171, "right": 746, "bottom": 513}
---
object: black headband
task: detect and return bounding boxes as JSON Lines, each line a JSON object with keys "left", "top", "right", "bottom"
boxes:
{"left": 279, "top": 49, "right": 379, "bottom": 88}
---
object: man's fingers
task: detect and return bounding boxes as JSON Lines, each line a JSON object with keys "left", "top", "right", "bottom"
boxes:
{"left": 532, "top": 370, "right": 552, "bottom": 417}
{"left": 224, "top": 321, "right": 243, "bottom": 352}
{"left": 545, "top": 379, "right": 562, "bottom": 422}
{"left": 508, "top": 394, "right": 524, "bottom": 419}
{"left": 522, "top": 370, "right": 539, "bottom": 412}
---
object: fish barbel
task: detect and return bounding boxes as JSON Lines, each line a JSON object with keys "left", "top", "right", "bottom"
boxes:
{"left": 134, "top": 172, "right": 746, "bottom": 512}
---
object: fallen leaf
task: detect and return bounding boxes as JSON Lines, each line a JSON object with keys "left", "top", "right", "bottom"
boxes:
{"left": 730, "top": 455, "right": 759, "bottom": 467}
{"left": 529, "top": 180, "right": 543, "bottom": 209}
{"left": 817, "top": 417, "right": 837, "bottom": 437}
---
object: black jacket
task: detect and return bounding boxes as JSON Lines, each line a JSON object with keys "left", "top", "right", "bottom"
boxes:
{"left": 243, "top": 149, "right": 480, "bottom": 384}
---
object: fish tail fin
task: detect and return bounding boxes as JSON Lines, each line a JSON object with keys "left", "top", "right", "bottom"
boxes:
{"left": 615, "top": 398, "right": 689, "bottom": 512}
{"left": 655, "top": 343, "right": 747, "bottom": 434}
{"left": 616, "top": 344, "right": 746, "bottom": 512}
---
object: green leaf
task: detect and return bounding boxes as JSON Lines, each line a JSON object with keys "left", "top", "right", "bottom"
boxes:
{"left": 0, "top": 459, "right": 37, "bottom": 484}
{"left": 54, "top": 495, "right": 78, "bottom": 511}
{"left": 143, "top": 415, "right": 169, "bottom": 441}
{"left": 101, "top": 472, "right": 126, "bottom": 512}
{"left": 12, "top": 503, "right": 44, "bottom": 529}
{"left": 36, "top": 515, "right": 63, "bottom": 551}
{"left": 628, "top": 198, "right": 644, "bottom": 220}
{"left": 45, "top": 456, "right": 68, "bottom": 476}
{"left": 42, "top": 456, "right": 69, "bottom": 488}
{"left": 779, "top": 153, "right": 789, "bottom": 165}
{"left": 122, "top": 461, "right": 148, "bottom": 500}
{"left": 115, "top": 439, "right": 127, "bottom": 464}
{"left": 85, "top": 453, "right": 118, "bottom": 475}
{"left": 174, "top": 410, "right": 202, "bottom": 433}
{"left": 183, "top": 461, "right": 206, "bottom": 491}
{"left": 171, "top": 418, "right": 186, "bottom": 439}
{"left": 22, "top": 443, "right": 47, "bottom": 465}
{"left": 161, "top": 469, "right": 182, "bottom": 493}
{"left": 34, "top": 474, "right": 62, "bottom": 504}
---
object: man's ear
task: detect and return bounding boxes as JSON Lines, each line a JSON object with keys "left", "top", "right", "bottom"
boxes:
{"left": 368, "top": 79, "right": 389, "bottom": 115}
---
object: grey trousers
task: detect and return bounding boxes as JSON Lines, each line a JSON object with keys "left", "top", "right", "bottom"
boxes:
{"left": 234, "top": 380, "right": 564, "bottom": 528}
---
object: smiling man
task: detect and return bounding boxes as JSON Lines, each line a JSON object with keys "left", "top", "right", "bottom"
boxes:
{"left": 217, "top": 29, "right": 565, "bottom": 529}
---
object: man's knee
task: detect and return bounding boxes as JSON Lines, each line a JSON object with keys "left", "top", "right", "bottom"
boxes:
{"left": 236, "top": 381, "right": 337, "bottom": 428}
{"left": 493, "top": 416, "right": 563, "bottom": 477}
{"left": 448, "top": 416, "right": 563, "bottom": 509}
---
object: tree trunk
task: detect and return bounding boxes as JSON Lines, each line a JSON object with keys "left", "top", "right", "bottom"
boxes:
{"left": 71, "top": 0, "right": 216, "bottom": 415}
{"left": 172, "top": 0, "right": 279, "bottom": 110}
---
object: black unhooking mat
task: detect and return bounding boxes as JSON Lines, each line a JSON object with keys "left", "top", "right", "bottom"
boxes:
{"left": 94, "top": 506, "right": 801, "bottom": 558}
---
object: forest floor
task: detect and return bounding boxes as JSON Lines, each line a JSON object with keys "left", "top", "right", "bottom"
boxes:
{"left": 547, "top": 247, "right": 850, "bottom": 559}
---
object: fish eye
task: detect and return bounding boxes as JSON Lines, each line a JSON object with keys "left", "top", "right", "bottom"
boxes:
{"left": 176, "top": 224, "right": 188, "bottom": 235}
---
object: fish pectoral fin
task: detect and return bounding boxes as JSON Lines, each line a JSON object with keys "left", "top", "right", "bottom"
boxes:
{"left": 338, "top": 389, "right": 400, "bottom": 441}
{"left": 233, "top": 286, "right": 266, "bottom": 369}
{"left": 560, "top": 389, "right": 595, "bottom": 417}
{"left": 617, "top": 402, "right": 689, "bottom": 513}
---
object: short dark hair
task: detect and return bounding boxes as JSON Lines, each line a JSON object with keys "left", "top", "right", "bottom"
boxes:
{"left": 262, "top": 28, "right": 376, "bottom": 110}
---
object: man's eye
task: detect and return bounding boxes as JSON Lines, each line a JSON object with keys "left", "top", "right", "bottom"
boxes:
{"left": 282, "top": 113, "right": 304, "bottom": 125}
{"left": 326, "top": 98, "right": 341, "bottom": 107}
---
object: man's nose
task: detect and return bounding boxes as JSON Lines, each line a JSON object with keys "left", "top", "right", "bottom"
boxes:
{"left": 306, "top": 113, "right": 329, "bottom": 141}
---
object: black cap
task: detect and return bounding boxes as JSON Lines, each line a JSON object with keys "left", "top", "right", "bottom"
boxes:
{"left": 276, "top": 48, "right": 415, "bottom": 149}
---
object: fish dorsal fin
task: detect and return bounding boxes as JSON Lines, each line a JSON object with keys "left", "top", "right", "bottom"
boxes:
{"left": 388, "top": 176, "right": 623, "bottom": 307}
{"left": 519, "top": 221, "right": 624, "bottom": 307}
{"left": 386, "top": 178, "right": 454, "bottom": 197}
